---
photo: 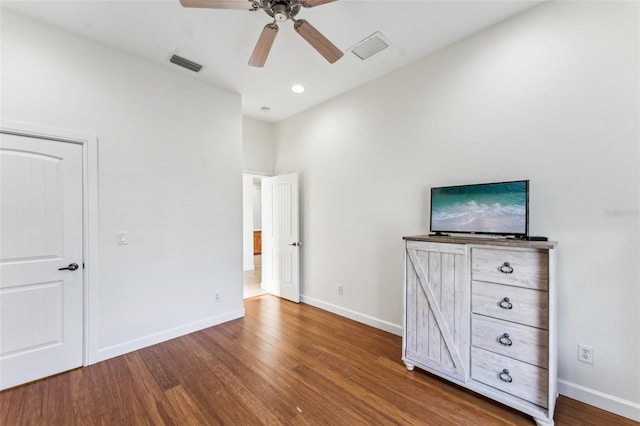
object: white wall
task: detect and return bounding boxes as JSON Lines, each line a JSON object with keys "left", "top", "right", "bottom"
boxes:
{"left": 242, "top": 174, "right": 256, "bottom": 271}
{"left": 1, "top": 10, "right": 244, "bottom": 362}
{"left": 243, "top": 117, "right": 275, "bottom": 175}
{"left": 274, "top": 1, "right": 639, "bottom": 420}
{"left": 241, "top": 117, "right": 273, "bottom": 271}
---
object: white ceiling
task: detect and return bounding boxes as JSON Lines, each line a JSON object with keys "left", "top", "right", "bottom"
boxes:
{"left": 2, "top": 0, "right": 542, "bottom": 122}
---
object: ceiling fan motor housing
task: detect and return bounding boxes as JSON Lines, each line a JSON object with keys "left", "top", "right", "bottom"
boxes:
{"left": 179, "top": 0, "right": 342, "bottom": 67}
{"left": 263, "top": 0, "right": 301, "bottom": 22}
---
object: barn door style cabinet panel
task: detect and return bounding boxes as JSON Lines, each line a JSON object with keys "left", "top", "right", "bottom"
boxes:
{"left": 403, "top": 236, "right": 558, "bottom": 426}
{"left": 404, "top": 241, "right": 469, "bottom": 382}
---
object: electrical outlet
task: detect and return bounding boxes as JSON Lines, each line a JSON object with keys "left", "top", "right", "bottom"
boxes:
{"left": 578, "top": 344, "right": 593, "bottom": 364}
{"left": 337, "top": 285, "right": 343, "bottom": 295}
{"left": 215, "top": 292, "right": 221, "bottom": 302}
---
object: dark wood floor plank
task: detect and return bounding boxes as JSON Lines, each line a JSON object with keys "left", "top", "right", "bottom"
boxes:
{"left": 196, "top": 323, "right": 374, "bottom": 425}
{"left": 219, "top": 299, "right": 515, "bottom": 425}
{"left": 139, "top": 345, "right": 181, "bottom": 391}
{"left": 553, "top": 395, "right": 638, "bottom": 426}
{"left": 146, "top": 335, "right": 248, "bottom": 425}
{"left": 179, "top": 331, "right": 296, "bottom": 425}
{"left": 1, "top": 380, "right": 43, "bottom": 424}
{"left": 1, "top": 295, "right": 638, "bottom": 426}
{"left": 237, "top": 299, "right": 515, "bottom": 425}
{"left": 222, "top": 305, "right": 412, "bottom": 425}
{"left": 372, "top": 355, "right": 530, "bottom": 425}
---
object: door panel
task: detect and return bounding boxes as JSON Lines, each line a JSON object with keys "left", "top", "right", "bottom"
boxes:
{"left": 405, "top": 242, "right": 469, "bottom": 381}
{"left": 0, "top": 133, "right": 83, "bottom": 390}
{"left": 262, "top": 173, "right": 299, "bottom": 303}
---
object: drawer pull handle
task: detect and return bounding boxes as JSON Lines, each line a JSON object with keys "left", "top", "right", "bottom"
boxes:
{"left": 498, "top": 333, "right": 513, "bottom": 346}
{"left": 499, "top": 262, "right": 514, "bottom": 274}
{"left": 499, "top": 297, "right": 513, "bottom": 310}
{"left": 498, "top": 369, "right": 513, "bottom": 383}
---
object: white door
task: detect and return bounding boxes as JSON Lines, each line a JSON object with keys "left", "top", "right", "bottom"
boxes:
{"left": 261, "top": 173, "right": 300, "bottom": 303}
{"left": 0, "top": 133, "right": 84, "bottom": 390}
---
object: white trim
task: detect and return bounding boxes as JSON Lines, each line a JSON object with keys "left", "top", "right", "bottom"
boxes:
{"left": 242, "top": 171, "right": 271, "bottom": 272}
{"left": 558, "top": 379, "right": 640, "bottom": 422}
{"left": 92, "top": 308, "right": 245, "bottom": 364}
{"left": 300, "top": 294, "right": 403, "bottom": 336}
{"left": 0, "top": 120, "right": 99, "bottom": 368}
{"left": 242, "top": 169, "right": 273, "bottom": 177}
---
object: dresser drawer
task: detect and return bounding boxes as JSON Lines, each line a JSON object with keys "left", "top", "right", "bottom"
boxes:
{"left": 472, "top": 281, "right": 548, "bottom": 329}
{"left": 472, "top": 314, "right": 548, "bottom": 368}
{"left": 471, "top": 347, "right": 548, "bottom": 408}
{"left": 472, "top": 248, "right": 548, "bottom": 290}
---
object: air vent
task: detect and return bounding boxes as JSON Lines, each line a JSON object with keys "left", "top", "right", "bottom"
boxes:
{"left": 169, "top": 54, "right": 203, "bottom": 73}
{"left": 350, "top": 32, "right": 390, "bottom": 61}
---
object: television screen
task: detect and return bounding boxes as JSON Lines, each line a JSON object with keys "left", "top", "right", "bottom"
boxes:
{"left": 430, "top": 180, "right": 529, "bottom": 236}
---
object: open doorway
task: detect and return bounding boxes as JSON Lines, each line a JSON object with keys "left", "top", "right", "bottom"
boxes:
{"left": 243, "top": 252, "right": 264, "bottom": 298}
{"left": 243, "top": 174, "right": 268, "bottom": 299}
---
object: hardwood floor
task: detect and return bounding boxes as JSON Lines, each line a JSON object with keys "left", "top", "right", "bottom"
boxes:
{"left": 1, "top": 295, "right": 636, "bottom": 425}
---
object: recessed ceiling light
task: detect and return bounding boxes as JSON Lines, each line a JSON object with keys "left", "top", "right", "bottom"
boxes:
{"left": 291, "top": 84, "right": 305, "bottom": 94}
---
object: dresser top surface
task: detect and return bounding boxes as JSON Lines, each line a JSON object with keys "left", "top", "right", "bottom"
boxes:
{"left": 403, "top": 235, "right": 558, "bottom": 250}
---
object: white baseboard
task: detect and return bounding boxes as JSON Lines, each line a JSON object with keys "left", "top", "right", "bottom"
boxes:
{"left": 86, "top": 298, "right": 640, "bottom": 424}
{"left": 300, "top": 294, "right": 402, "bottom": 336}
{"left": 558, "top": 379, "right": 640, "bottom": 422}
{"left": 90, "top": 308, "right": 245, "bottom": 364}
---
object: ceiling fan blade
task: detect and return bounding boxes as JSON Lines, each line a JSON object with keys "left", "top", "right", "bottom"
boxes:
{"left": 249, "top": 23, "right": 279, "bottom": 67}
{"left": 179, "top": 0, "right": 255, "bottom": 10}
{"left": 301, "top": 0, "right": 337, "bottom": 7}
{"left": 294, "top": 20, "right": 343, "bottom": 64}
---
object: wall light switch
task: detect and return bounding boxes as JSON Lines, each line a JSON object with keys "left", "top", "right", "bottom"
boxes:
{"left": 118, "top": 232, "right": 128, "bottom": 245}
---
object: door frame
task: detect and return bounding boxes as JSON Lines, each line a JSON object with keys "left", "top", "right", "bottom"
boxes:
{"left": 1, "top": 120, "right": 98, "bottom": 367}
{"left": 242, "top": 171, "right": 271, "bottom": 273}
{"left": 242, "top": 170, "right": 271, "bottom": 272}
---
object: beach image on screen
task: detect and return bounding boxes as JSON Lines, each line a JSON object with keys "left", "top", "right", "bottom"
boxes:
{"left": 431, "top": 181, "right": 527, "bottom": 234}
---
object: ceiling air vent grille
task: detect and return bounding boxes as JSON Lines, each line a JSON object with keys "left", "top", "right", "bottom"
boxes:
{"left": 170, "top": 54, "right": 203, "bottom": 73}
{"left": 350, "top": 32, "right": 390, "bottom": 61}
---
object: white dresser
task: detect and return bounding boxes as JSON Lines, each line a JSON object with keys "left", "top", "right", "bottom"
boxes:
{"left": 403, "top": 236, "right": 558, "bottom": 426}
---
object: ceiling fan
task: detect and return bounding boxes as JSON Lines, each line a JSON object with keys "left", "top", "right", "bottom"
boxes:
{"left": 179, "top": 0, "right": 343, "bottom": 67}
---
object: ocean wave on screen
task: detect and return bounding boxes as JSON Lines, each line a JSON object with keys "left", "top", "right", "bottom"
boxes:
{"left": 432, "top": 201, "right": 525, "bottom": 222}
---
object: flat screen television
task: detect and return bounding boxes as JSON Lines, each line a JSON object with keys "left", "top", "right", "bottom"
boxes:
{"left": 430, "top": 180, "right": 529, "bottom": 237}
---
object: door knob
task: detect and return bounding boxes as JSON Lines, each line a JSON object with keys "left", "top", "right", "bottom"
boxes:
{"left": 58, "top": 263, "right": 79, "bottom": 271}
{"left": 289, "top": 242, "right": 302, "bottom": 247}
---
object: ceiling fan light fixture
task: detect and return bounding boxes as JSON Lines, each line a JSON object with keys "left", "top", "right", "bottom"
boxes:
{"left": 291, "top": 84, "right": 305, "bottom": 94}
{"left": 272, "top": 3, "right": 289, "bottom": 21}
